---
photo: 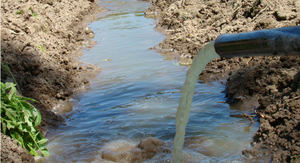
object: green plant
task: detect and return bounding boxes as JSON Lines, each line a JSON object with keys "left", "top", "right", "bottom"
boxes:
{"left": 16, "top": 10, "right": 24, "bottom": 15}
{"left": 1, "top": 63, "right": 21, "bottom": 92}
{"left": 35, "top": 44, "right": 47, "bottom": 54}
{"left": 29, "top": 7, "right": 38, "bottom": 18}
{"left": 0, "top": 82, "right": 49, "bottom": 157}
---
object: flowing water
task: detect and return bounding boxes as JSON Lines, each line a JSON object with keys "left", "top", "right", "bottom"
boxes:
{"left": 173, "top": 42, "right": 220, "bottom": 163}
{"left": 43, "top": 0, "right": 258, "bottom": 162}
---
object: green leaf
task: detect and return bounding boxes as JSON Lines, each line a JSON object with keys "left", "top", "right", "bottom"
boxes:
{"left": 32, "top": 108, "right": 41, "bottom": 127}
{"left": 1, "top": 120, "right": 7, "bottom": 134}
{"left": 1, "top": 82, "right": 48, "bottom": 157}
{"left": 28, "top": 131, "right": 39, "bottom": 148}
{"left": 23, "top": 110, "right": 33, "bottom": 126}
{"left": 1, "top": 67, "right": 20, "bottom": 92}
{"left": 15, "top": 132, "right": 25, "bottom": 147}
{"left": 27, "top": 144, "right": 38, "bottom": 156}
{"left": 19, "top": 123, "right": 30, "bottom": 133}
{"left": 28, "top": 7, "right": 38, "bottom": 18}
{"left": 5, "top": 83, "right": 16, "bottom": 100}
{"left": 8, "top": 99, "right": 20, "bottom": 112}
{"left": 33, "top": 12, "right": 38, "bottom": 18}
{"left": 1, "top": 82, "right": 5, "bottom": 90}
{"left": 5, "top": 82, "right": 15, "bottom": 90}
{"left": 29, "top": 7, "right": 33, "bottom": 12}
{"left": 38, "top": 138, "right": 48, "bottom": 145}
{"left": 10, "top": 131, "right": 17, "bottom": 140}
{"left": 5, "top": 108, "right": 17, "bottom": 121}
{"left": 21, "top": 97, "right": 37, "bottom": 102}
{"left": 16, "top": 10, "right": 24, "bottom": 15}
{"left": 7, "top": 120, "right": 16, "bottom": 130}
{"left": 40, "top": 149, "right": 49, "bottom": 157}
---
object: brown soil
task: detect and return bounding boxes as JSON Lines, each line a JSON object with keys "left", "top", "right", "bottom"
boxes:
{"left": 146, "top": 0, "right": 300, "bottom": 162}
{"left": 228, "top": 57, "right": 300, "bottom": 162}
{"left": 1, "top": 133, "right": 34, "bottom": 163}
{"left": 1, "top": 0, "right": 103, "bottom": 161}
{"left": 146, "top": 0, "right": 300, "bottom": 79}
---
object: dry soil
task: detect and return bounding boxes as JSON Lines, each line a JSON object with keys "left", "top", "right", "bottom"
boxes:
{"left": 146, "top": 0, "right": 300, "bottom": 162}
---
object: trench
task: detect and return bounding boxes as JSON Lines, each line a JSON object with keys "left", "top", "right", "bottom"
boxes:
{"left": 43, "top": 0, "right": 259, "bottom": 162}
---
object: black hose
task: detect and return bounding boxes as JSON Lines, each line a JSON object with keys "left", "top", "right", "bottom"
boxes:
{"left": 214, "top": 26, "right": 300, "bottom": 58}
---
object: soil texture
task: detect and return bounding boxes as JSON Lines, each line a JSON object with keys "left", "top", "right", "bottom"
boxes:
{"left": 227, "top": 57, "right": 300, "bottom": 162}
{"left": 146, "top": 0, "right": 299, "bottom": 79}
{"left": 1, "top": 133, "right": 34, "bottom": 163}
{"left": 146, "top": 0, "right": 300, "bottom": 162}
{"left": 1, "top": 0, "right": 102, "bottom": 161}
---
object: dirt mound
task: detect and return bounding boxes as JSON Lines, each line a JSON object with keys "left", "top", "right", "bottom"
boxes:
{"left": 146, "top": 0, "right": 300, "bottom": 162}
{"left": 1, "top": 0, "right": 102, "bottom": 161}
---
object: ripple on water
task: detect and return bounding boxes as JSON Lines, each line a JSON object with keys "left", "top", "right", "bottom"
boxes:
{"left": 43, "top": 0, "right": 258, "bottom": 162}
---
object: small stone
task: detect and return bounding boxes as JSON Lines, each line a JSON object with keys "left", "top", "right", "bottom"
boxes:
{"left": 138, "top": 137, "right": 164, "bottom": 153}
{"left": 84, "top": 27, "right": 93, "bottom": 34}
{"left": 88, "top": 32, "right": 95, "bottom": 38}
{"left": 266, "top": 85, "right": 278, "bottom": 93}
{"left": 138, "top": 137, "right": 165, "bottom": 159}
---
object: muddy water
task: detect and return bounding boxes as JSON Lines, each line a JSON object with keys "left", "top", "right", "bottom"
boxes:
{"left": 44, "top": 0, "right": 258, "bottom": 162}
{"left": 173, "top": 42, "right": 220, "bottom": 163}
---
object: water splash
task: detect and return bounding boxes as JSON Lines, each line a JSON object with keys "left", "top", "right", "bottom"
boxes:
{"left": 173, "top": 42, "right": 220, "bottom": 162}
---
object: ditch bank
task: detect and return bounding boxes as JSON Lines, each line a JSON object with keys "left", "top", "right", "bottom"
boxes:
{"left": 146, "top": 0, "right": 299, "bottom": 162}
{"left": 1, "top": 0, "right": 103, "bottom": 162}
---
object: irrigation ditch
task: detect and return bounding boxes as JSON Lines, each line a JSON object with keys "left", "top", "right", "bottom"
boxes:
{"left": 1, "top": 0, "right": 299, "bottom": 162}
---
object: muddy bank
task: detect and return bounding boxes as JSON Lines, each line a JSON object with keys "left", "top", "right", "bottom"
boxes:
{"left": 228, "top": 57, "right": 300, "bottom": 162}
{"left": 1, "top": 0, "right": 102, "bottom": 161}
{"left": 146, "top": 0, "right": 299, "bottom": 162}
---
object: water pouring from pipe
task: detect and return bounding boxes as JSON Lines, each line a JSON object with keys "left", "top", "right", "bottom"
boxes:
{"left": 173, "top": 26, "right": 300, "bottom": 163}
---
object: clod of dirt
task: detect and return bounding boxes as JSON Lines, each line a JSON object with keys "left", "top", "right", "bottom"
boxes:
{"left": 100, "top": 138, "right": 166, "bottom": 162}
{"left": 101, "top": 140, "right": 141, "bottom": 162}
{"left": 138, "top": 137, "right": 165, "bottom": 159}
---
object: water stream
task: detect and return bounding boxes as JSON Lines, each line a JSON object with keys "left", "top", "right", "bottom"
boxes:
{"left": 173, "top": 42, "right": 220, "bottom": 162}
{"left": 43, "top": 0, "right": 258, "bottom": 162}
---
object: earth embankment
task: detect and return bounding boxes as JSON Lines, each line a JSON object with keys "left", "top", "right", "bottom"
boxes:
{"left": 146, "top": 0, "right": 300, "bottom": 162}
{"left": 1, "top": 0, "right": 102, "bottom": 162}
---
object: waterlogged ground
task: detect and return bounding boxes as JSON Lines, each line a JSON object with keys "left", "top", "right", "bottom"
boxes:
{"left": 43, "top": 0, "right": 258, "bottom": 162}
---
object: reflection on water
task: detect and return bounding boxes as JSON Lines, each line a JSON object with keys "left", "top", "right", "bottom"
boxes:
{"left": 43, "top": 0, "right": 258, "bottom": 162}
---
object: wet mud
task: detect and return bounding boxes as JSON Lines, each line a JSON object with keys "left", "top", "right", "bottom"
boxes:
{"left": 146, "top": 0, "right": 299, "bottom": 162}
{"left": 99, "top": 138, "right": 167, "bottom": 162}
{"left": 1, "top": 0, "right": 103, "bottom": 161}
